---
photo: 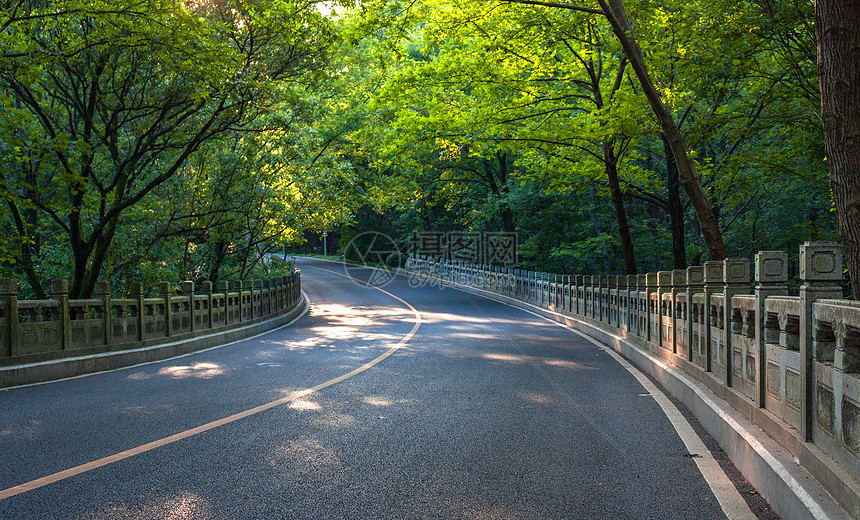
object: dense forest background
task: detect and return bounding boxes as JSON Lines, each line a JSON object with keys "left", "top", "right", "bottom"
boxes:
{"left": 0, "top": 0, "right": 855, "bottom": 298}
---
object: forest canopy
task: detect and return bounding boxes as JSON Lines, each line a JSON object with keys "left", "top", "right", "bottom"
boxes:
{"left": 0, "top": 0, "right": 856, "bottom": 298}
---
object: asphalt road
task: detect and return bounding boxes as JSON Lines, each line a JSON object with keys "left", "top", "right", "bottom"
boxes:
{"left": 0, "top": 257, "right": 762, "bottom": 519}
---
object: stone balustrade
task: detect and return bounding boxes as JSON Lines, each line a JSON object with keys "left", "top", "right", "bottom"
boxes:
{"left": 0, "top": 272, "right": 301, "bottom": 367}
{"left": 406, "top": 242, "right": 859, "bottom": 517}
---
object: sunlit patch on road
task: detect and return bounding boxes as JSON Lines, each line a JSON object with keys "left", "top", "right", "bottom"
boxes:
{"left": 542, "top": 359, "right": 592, "bottom": 371}
{"left": 309, "top": 410, "right": 356, "bottom": 429}
{"left": 126, "top": 362, "right": 226, "bottom": 381}
{"left": 86, "top": 490, "right": 212, "bottom": 520}
{"left": 361, "top": 395, "right": 394, "bottom": 406}
{"left": 289, "top": 399, "right": 321, "bottom": 411}
{"left": 481, "top": 352, "right": 529, "bottom": 364}
{"left": 477, "top": 352, "right": 594, "bottom": 372}
{"left": 157, "top": 363, "right": 225, "bottom": 379}
{"left": 269, "top": 436, "right": 342, "bottom": 476}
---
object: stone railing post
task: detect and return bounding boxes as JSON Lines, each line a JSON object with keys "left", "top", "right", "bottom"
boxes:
{"left": 541, "top": 272, "right": 549, "bottom": 307}
{"left": 600, "top": 275, "right": 609, "bottom": 320}
{"left": 276, "top": 277, "right": 284, "bottom": 310}
{"left": 1, "top": 280, "right": 18, "bottom": 357}
{"left": 521, "top": 270, "right": 528, "bottom": 300}
{"left": 799, "top": 242, "right": 843, "bottom": 441}
{"left": 645, "top": 273, "right": 657, "bottom": 343}
{"left": 243, "top": 281, "right": 253, "bottom": 319}
{"left": 703, "top": 261, "right": 724, "bottom": 372}
{"left": 202, "top": 281, "right": 213, "bottom": 330}
{"left": 216, "top": 281, "right": 228, "bottom": 326}
{"left": 513, "top": 269, "right": 521, "bottom": 297}
{"left": 617, "top": 275, "right": 627, "bottom": 328}
{"left": 584, "top": 275, "right": 592, "bottom": 315}
{"left": 672, "top": 270, "right": 687, "bottom": 354}
{"left": 560, "top": 275, "right": 568, "bottom": 313}
{"left": 754, "top": 251, "right": 789, "bottom": 408}
{"left": 254, "top": 280, "right": 263, "bottom": 317}
{"left": 242, "top": 280, "right": 251, "bottom": 319}
{"left": 636, "top": 274, "right": 647, "bottom": 337}
{"left": 501, "top": 267, "right": 507, "bottom": 295}
{"left": 233, "top": 281, "right": 243, "bottom": 323}
{"left": 626, "top": 275, "right": 636, "bottom": 332}
{"left": 567, "top": 275, "right": 574, "bottom": 314}
{"left": 573, "top": 275, "right": 582, "bottom": 315}
{"left": 723, "top": 259, "right": 751, "bottom": 387}
{"left": 129, "top": 283, "right": 144, "bottom": 341}
{"left": 528, "top": 271, "right": 535, "bottom": 302}
{"left": 95, "top": 281, "right": 111, "bottom": 347}
{"left": 158, "top": 282, "right": 172, "bottom": 337}
{"left": 51, "top": 279, "right": 70, "bottom": 350}
{"left": 607, "top": 276, "right": 617, "bottom": 325}
{"left": 657, "top": 271, "right": 672, "bottom": 349}
{"left": 182, "top": 281, "right": 194, "bottom": 333}
{"left": 687, "top": 266, "right": 704, "bottom": 362}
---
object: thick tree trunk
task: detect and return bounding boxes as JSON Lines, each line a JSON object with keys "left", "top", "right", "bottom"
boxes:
{"left": 662, "top": 134, "right": 687, "bottom": 269}
{"left": 816, "top": 0, "right": 860, "bottom": 297}
{"left": 501, "top": 207, "right": 515, "bottom": 234}
{"left": 209, "top": 240, "right": 227, "bottom": 282}
{"left": 604, "top": 143, "right": 637, "bottom": 274}
{"left": 596, "top": 0, "right": 728, "bottom": 261}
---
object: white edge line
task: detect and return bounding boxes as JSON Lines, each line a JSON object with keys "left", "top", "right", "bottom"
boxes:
{"left": 432, "top": 278, "right": 830, "bottom": 520}
{"left": 0, "top": 293, "right": 311, "bottom": 391}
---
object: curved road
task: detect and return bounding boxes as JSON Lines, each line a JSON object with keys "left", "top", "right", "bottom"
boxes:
{"left": 0, "top": 258, "right": 765, "bottom": 519}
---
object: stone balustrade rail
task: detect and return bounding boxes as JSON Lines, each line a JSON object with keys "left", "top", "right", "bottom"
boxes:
{"left": 0, "top": 272, "right": 302, "bottom": 368}
{"left": 406, "top": 242, "right": 859, "bottom": 518}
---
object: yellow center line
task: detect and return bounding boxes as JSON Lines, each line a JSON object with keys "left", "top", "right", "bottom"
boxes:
{"left": 0, "top": 264, "right": 421, "bottom": 501}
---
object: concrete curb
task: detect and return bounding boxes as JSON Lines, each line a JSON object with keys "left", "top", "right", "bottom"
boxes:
{"left": 441, "top": 280, "right": 852, "bottom": 520}
{"left": 0, "top": 293, "right": 309, "bottom": 389}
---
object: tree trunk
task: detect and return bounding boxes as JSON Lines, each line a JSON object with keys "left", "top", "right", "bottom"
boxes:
{"left": 596, "top": 0, "right": 728, "bottom": 261}
{"left": 497, "top": 153, "right": 516, "bottom": 234}
{"left": 209, "top": 240, "right": 227, "bottom": 282}
{"left": 604, "top": 143, "right": 637, "bottom": 274}
{"left": 663, "top": 134, "right": 687, "bottom": 269}
{"left": 815, "top": 0, "right": 860, "bottom": 297}
{"left": 483, "top": 151, "right": 516, "bottom": 233}
{"left": 588, "top": 187, "right": 611, "bottom": 274}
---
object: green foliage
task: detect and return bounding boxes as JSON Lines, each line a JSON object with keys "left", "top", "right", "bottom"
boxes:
{"left": 327, "top": 0, "right": 836, "bottom": 274}
{"left": 0, "top": 0, "right": 842, "bottom": 292}
{"left": 0, "top": 0, "right": 345, "bottom": 296}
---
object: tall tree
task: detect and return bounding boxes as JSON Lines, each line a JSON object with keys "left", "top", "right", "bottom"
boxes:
{"left": 0, "top": 0, "right": 334, "bottom": 297}
{"left": 815, "top": 0, "right": 860, "bottom": 297}
{"left": 504, "top": 0, "right": 729, "bottom": 261}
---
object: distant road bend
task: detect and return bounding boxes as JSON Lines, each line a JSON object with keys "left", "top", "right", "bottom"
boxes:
{"left": 0, "top": 257, "right": 769, "bottom": 519}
